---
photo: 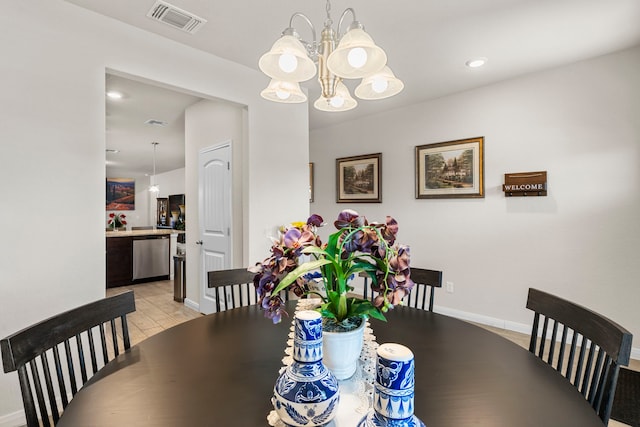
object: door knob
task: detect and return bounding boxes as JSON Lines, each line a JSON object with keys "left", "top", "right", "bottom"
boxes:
{"left": 195, "top": 240, "right": 203, "bottom": 245}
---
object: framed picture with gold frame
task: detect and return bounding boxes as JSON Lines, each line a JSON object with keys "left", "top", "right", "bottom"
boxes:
{"left": 336, "top": 153, "right": 382, "bottom": 203}
{"left": 415, "top": 137, "right": 484, "bottom": 199}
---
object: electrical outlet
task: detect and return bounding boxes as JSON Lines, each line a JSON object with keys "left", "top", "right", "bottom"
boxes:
{"left": 446, "top": 281, "right": 454, "bottom": 293}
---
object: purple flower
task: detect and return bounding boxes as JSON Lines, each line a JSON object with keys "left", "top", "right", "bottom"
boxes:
{"left": 334, "top": 209, "right": 366, "bottom": 229}
{"left": 381, "top": 216, "right": 398, "bottom": 245}
{"left": 251, "top": 210, "right": 412, "bottom": 324}
{"left": 261, "top": 295, "right": 287, "bottom": 324}
{"left": 307, "top": 214, "right": 324, "bottom": 227}
{"left": 254, "top": 268, "right": 277, "bottom": 300}
{"left": 389, "top": 245, "right": 411, "bottom": 274}
{"left": 283, "top": 228, "right": 315, "bottom": 256}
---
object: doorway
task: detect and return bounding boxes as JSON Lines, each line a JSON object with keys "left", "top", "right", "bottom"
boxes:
{"left": 198, "top": 142, "right": 232, "bottom": 314}
{"left": 105, "top": 70, "right": 246, "bottom": 313}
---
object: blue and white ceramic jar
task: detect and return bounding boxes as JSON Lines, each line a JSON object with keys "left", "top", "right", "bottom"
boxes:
{"left": 358, "top": 343, "right": 426, "bottom": 427}
{"left": 273, "top": 310, "right": 339, "bottom": 427}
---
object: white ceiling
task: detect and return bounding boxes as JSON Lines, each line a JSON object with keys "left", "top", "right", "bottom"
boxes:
{"left": 84, "top": 0, "right": 640, "bottom": 176}
{"left": 105, "top": 74, "right": 201, "bottom": 177}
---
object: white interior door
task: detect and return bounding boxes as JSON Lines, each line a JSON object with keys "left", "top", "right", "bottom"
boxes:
{"left": 198, "top": 142, "right": 232, "bottom": 314}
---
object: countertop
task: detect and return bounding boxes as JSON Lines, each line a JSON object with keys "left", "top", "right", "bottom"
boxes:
{"left": 105, "top": 229, "right": 184, "bottom": 238}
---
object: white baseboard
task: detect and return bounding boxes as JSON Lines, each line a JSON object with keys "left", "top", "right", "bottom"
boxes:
{"left": 433, "top": 304, "right": 640, "bottom": 362}
{"left": 434, "top": 304, "right": 531, "bottom": 334}
{"left": 0, "top": 409, "right": 25, "bottom": 427}
{"left": 184, "top": 298, "right": 199, "bottom": 313}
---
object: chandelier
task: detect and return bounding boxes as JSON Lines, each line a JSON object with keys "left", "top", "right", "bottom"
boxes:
{"left": 258, "top": 0, "right": 403, "bottom": 112}
{"left": 149, "top": 142, "right": 160, "bottom": 193}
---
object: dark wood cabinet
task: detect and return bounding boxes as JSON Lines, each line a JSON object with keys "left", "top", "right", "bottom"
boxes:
{"left": 157, "top": 198, "right": 168, "bottom": 227}
{"left": 106, "top": 237, "right": 133, "bottom": 288}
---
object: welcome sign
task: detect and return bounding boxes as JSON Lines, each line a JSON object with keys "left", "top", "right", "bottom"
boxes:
{"left": 503, "top": 171, "right": 547, "bottom": 197}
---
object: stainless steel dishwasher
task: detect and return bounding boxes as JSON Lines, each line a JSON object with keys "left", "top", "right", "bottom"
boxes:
{"left": 132, "top": 235, "right": 170, "bottom": 280}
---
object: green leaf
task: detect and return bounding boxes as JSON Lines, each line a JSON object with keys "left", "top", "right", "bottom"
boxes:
{"left": 345, "top": 260, "right": 378, "bottom": 278}
{"left": 272, "top": 259, "right": 331, "bottom": 294}
{"left": 367, "top": 308, "right": 387, "bottom": 322}
{"left": 302, "top": 246, "right": 330, "bottom": 257}
{"left": 324, "top": 231, "right": 342, "bottom": 258}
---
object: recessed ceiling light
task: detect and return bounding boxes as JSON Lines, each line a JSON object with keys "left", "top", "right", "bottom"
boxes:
{"left": 106, "top": 149, "right": 120, "bottom": 153}
{"left": 465, "top": 58, "right": 487, "bottom": 68}
{"left": 106, "top": 91, "right": 123, "bottom": 99}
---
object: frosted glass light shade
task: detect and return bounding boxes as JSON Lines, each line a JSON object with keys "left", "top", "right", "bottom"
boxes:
{"left": 355, "top": 66, "right": 404, "bottom": 100}
{"left": 258, "top": 35, "right": 316, "bottom": 82}
{"left": 327, "top": 28, "right": 387, "bottom": 79}
{"left": 314, "top": 81, "right": 357, "bottom": 112}
{"left": 260, "top": 79, "right": 307, "bottom": 103}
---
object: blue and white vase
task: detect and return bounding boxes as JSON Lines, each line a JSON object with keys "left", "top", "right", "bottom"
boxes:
{"left": 273, "top": 310, "right": 339, "bottom": 427}
{"left": 358, "top": 343, "right": 426, "bottom": 427}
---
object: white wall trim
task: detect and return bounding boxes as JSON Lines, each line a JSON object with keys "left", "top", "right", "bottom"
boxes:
{"left": 0, "top": 410, "right": 24, "bottom": 427}
{"left": 434, "top": 305, "right": 640, "bottom": 361}
{"left": 184, "top": 298, "right": 199, "bottom": 313}
{"left": 434, "top": 305, "right": 531, "bottom": 334}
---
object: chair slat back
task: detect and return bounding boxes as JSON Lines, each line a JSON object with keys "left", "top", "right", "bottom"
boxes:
{"left": 526, "top": 288, "right": 632, "bottom": 425}
{"left": 360, "top": 267, "right": 442, "bottom": 312}
{"left": 1, "top": 291, "right": 136, "bottom": 427}
{"left": 208, "top": 268, "right": 259, "bottom": 312}
{"left": 208, "top": 268, "right": 290, "bottom": 312}
{"left": 405, "top": 268, "right": 443, "bottom": 311}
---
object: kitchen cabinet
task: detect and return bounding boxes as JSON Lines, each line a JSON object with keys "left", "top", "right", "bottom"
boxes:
{"left": 157, "top": 198, "right": 168, "bottom": 227}
{"left": 106, "top": 230, "right": 176, "bottom": 288}
{"left": 106, "top": 236, "right": 133, "bottom": 288}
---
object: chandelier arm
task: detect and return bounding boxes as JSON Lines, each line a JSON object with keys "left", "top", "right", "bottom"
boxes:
{"left": 288, "top": 12, "right": 317, "bottom": 56}
{"left": 336, "top": 8, "right": 358, "bottom": 38}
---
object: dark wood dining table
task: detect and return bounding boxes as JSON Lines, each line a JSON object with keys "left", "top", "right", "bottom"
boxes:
{"left": 57, "top": 301, "right": 604, "bottom": 426}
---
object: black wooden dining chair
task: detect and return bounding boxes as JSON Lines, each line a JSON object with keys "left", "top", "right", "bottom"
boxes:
{"left": 526, "top": 288, "right": 633, "bottom": 425}
{"left": 1, "top": 290, "right": 136, "bottom": 427}
{"left": 611, "top": 366, "right": 640, "bottom": 426}
{"left": 360, "top": 267, "right": 443, "bottom": 312}
{"left": 403, "top": 267, "right": 443, "bottom": 311}
{"left": 208, "top": 268, "right": 258, "bottom": 312}
{"left": 208, "top": 268, "right": 292, "bottom": 312}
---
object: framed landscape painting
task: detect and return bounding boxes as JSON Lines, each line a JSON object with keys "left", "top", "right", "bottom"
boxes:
{"left": 415, "top": 137, "right": 484, "bottom": 199}
{"left": 336, "top": 153, "right": 382, "bottom": 203}
{"left": 106, "top": 178, "right": 135, "bottom": 210}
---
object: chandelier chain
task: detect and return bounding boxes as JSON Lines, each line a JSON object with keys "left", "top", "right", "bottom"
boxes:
{"left": 325, "top": 0, "right": 333, "bottom": 27}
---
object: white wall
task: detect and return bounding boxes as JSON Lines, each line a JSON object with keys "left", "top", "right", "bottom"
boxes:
{"left": 184, "top": 99, "right": 244, "bottom": 308}
{"left": 0, "top": 1, "right": 308, "bottom": 424}
{"left": 310, "top": 47, "right": 640, "bottom": 356}
{"left": 155, "top": 168, "right": 186, "bottom": 200}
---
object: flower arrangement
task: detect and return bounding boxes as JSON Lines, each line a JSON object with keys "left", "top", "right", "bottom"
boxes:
{"left": 107, "top": 212, "right": 127, "bottom": 229}
{"left": 250, "top": 209, "right": 413, "bottom": 325}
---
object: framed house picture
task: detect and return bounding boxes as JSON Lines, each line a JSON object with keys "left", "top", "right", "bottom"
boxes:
{"left": 415, "top": 137, "right": 484, "bottom": 199}
{"left": 336, "top": 153, "right": 382, "bottom": 203}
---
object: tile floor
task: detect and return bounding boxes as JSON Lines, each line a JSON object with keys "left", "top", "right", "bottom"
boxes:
{"left": 106, "top": 279, "right": 202, "bottom": 346}
{"left": 110, "top": 280, "right": 638, "bottom": 426}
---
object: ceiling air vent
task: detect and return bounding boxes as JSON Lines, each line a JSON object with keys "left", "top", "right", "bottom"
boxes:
{"left": 144, "top": 119, "right": 168, "bottom": 127}
{"left": 146, "top": 1, "right": 207, "bottom": 34}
